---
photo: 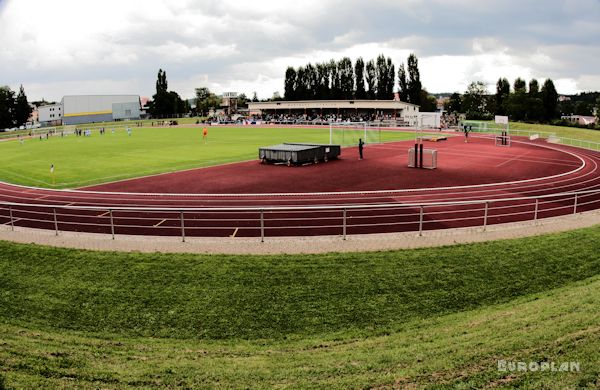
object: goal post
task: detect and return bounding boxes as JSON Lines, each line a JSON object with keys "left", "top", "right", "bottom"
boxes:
{"left": 329, "top": 122, "right": 380, "bottom": 146}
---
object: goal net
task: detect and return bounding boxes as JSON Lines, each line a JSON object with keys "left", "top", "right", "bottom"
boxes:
{"left": 329, "top": 122, "right": 381, "bottom": 146}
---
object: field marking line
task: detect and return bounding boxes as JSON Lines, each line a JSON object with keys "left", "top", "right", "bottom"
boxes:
{"left": 98, "top": 211, "right": 110, "bottom": 217}
{"left": 153, "top": 219, "right": 167, "bottom": 227}
{"left": 230, "top": 227, "right": 239, "bottom": 238}
{"left": 64, "top": 202, "right": 76, "bottom": 206}
{"left": 495, "top": 152, "right": 531, "bottom": 168}
{"left": 36, "top": 194, "right": 50, "bottom": 200}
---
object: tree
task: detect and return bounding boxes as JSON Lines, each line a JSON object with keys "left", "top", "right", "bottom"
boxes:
{"left": 365, "top": 60, "right": 376, "bottom": 99}
{"left": 354, "top": 57, "right": 366, "bottom": 99}
{"left": 495, "top": 78, "right": 510, "bottom": 115}
{"left": 541, "top": 78, "right": 559, "bottom": 121}
{"left": 14, "top": 85, "right": 32, "bottom": 126}
{"left": 513, "top": 78, "right": 527, "bottom": 94}
{"left": 252, "top": 92, "right": 259, "bottom": 102}
{"left": 195, "top": 87, "right": 220, "bottom": 116}
{"left": 407, "top": 53, "right": 422, "bottom": 106}
{"left": 284, "top": 67, "right": 297, "bottom": 100}
{"left": 419, "top": 90, "right": 437, "bottom": 112}
{"left": 237, "top": 93, "right": 248, "bottom": 108}
{"left": 528, "top": 79, "right": 539, "bottom": 95}
{"left": 156, "top": 68, "right": 168, "bottom": 94}
{"left": 338, "top": 57, "right": 354, "bottom": 100}
{"left": 507, "top": 79, "right": 528, "bottom": 121}
{"left": 329, "top": 60, "right": 340, "bottom": 99}
{"left": 527, "top": 79, "right": 542, "bottom": 121}
{"left": 150, "top": 68, "right": 174, "bottom": 117}
{"left": 316, "top": 62, "right": 330, "bottom": 99}
{"left": 375, "top": 54, "right": 394, "bottom": 99}
{"left": 0, "top": 86, "right": 16, "bottom": 129}
{"left": 446, "top": 92, "right": 462, "bottom": 113}
{"left": 463, "top": 81, "right": 490, "bottom": 120}
{"left": 397, "top": 63, "right": 409, "bottom": 102}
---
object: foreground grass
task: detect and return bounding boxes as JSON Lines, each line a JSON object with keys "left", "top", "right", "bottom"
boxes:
{"left": 1, "top": 226, "right": 600, "bottom": 387}
{"left": 1, "top": 274, "right": 599, "bottom": 388}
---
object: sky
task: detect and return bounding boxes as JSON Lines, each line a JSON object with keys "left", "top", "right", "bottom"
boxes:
{"left": 1, "top": 0, "right": 599, "bottom": 101}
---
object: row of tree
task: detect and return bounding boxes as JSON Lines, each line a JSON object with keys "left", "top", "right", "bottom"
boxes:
{"left": 283, "top": 54, "right": 434, "bottom": 109}
{"left": 445, "top": 78, "right": 560, "bottom": 122}
{"left": 0, "top": 85, "right": 32, "bottom": 129}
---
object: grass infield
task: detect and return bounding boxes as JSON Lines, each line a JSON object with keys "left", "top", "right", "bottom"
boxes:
{"left": 0, "top": 225, "right": 600, "bottom": 387}
{"left": 0, "top": 126, "right": 416, "bottom": 189}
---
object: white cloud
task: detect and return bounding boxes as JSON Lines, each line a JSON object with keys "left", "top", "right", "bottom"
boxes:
{"left": 0, "top": 0, "right": 599, "bottom": 100}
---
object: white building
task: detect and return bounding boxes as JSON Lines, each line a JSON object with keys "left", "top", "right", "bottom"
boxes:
{"left": 38, "top": 103, "right": 63, "bottom": 126}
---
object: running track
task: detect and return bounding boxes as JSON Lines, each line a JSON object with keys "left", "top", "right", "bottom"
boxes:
{"left": 1, "top": 136, "right": 600, "bottom": 238}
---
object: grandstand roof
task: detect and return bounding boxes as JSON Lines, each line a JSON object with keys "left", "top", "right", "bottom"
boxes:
{"left": 248, "top": 99, "right": 420, "bottom": 111}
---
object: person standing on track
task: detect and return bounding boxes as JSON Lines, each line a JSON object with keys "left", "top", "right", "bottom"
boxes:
{"left": 358, "top": 138, "right": 364, "bottom": 160}
{"left": 464, "top": 125, "right": 470, "bottom": 143}
{"left": 202, "top": 127, "right": 208, "bottom": 144}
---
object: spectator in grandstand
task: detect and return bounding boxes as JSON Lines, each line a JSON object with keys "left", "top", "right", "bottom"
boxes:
{"left": 358, "top": 138, "right": 364, "bottom": 160}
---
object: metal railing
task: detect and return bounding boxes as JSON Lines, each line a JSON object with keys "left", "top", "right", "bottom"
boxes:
{"left": 1, "top": 189, "right": 599, "bottom": 241}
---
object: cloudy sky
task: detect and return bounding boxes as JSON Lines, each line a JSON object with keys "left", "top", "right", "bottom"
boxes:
{"left": 1, "top": 0, "right": 599, "bottom": 101}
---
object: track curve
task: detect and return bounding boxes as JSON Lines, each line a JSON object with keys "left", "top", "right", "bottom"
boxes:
{"left": 1, "top": 136, "right": 600, "bottom": 238}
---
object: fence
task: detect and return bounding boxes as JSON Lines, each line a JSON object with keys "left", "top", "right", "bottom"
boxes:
{"left": 1, "top": 189, "right": 599, "bottom": 241}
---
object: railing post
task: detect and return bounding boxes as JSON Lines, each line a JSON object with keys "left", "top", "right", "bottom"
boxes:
{"left": 180, "top": 211, "right": 185, "bottom": 242}
{"left": 573, "top": 193, "right": 578, "bottom": 215}
{"left": 534, "top": 198, "right": 539, "bottom": 224}
{"left": 260, "top": 209, "right": 264, "bottom": 243}
{"left": 342, "top": 208, "right": 347, "bottom": 240}
{"left": 9, "top": 206, "right": 14, "bottom": 231}
{"left": 53, "top": 208, "right": 59, "bottom": 236}
{"left": 483, "top": 202, "right": 489, "bottom": 231}
{"left": 109, "top": 209, "right": 115, "bottom": 240}
{"left": 418, "top": 206, "right": 424, "bottom": 236}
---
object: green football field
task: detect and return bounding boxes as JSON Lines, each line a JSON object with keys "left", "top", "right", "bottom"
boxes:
{"left": 0, "top": 126, "right": 416, "bottom": 189}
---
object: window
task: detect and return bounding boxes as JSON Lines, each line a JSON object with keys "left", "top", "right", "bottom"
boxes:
{"left": 125, "top": 109, "right": 132, "bottom": 116}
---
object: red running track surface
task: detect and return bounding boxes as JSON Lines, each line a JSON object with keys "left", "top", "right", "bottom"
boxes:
{"left": 0, "top": 136, "right": 600, "bottom": 238}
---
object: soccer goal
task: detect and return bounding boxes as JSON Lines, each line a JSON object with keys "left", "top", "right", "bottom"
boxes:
{"left": 329, "top": 122, "right": 381, "bottom": 146}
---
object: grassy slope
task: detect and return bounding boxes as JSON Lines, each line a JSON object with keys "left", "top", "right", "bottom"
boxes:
{"left": 1, "top": 225, "right": 600, "bottom": 387}
{"left": 0, "top": 126, "right": 413, "bottom": 189}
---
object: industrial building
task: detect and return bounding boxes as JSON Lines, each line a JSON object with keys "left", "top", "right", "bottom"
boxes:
{"left": 39, "top": 95, "right": 142, "bottom": 126}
